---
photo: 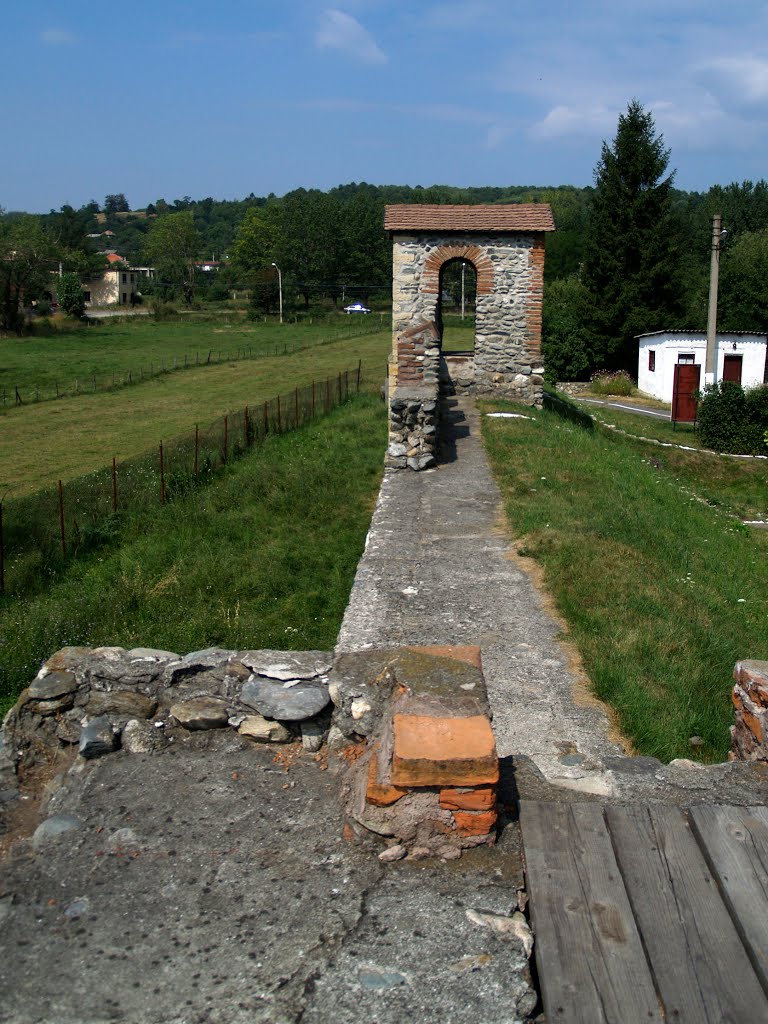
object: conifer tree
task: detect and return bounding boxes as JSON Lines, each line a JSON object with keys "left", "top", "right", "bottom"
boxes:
{"left": 581, "top": 100, "right": 683, "bottom": 372}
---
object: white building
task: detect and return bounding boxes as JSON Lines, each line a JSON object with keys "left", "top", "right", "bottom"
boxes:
{"left": 637, "top": 330, "right": 767, "bottom": 403}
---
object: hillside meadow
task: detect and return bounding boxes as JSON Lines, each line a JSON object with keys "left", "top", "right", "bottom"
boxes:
{"left": 0, "top": 392, "right": 388, "bottom": 714}
{"left": 483, "top": 397, "right": 768, "bottom": 762}
{"left": 0, "top": 317, "right": 391, "bottom": 495}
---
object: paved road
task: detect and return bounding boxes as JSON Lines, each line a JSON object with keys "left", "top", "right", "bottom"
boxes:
{"left": 576, "top": 396, "right": 671, "bottom": 419}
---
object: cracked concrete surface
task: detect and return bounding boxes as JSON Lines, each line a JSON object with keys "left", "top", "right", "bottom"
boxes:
{"left": 338, "top": 396, "right": 626, "bottom": 791}
{"left": 0, "top": 732, "right": 534, "bottom": 1024}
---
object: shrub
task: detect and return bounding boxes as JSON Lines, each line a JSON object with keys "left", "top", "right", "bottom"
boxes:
{"left": 697, "top": 381, "right": 768, "bottom": 454}
{"left": 590, "top": 369, "right": 635, "bottom": 396}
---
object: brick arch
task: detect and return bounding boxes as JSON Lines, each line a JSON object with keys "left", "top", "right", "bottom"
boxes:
{"left": 421, "top": 244, "right": 494, "bottom": 296}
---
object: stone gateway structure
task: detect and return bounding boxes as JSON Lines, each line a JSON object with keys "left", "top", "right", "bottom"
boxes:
{"left": 385, "top": 204, "right": 555, "bottom": 470}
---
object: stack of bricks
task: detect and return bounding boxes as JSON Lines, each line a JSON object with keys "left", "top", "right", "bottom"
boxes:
{"left": 731, "top": 660, "right": 768, "bottom": 761}
{"left": 337, "top": 645, "right": 499, "bottom": 858}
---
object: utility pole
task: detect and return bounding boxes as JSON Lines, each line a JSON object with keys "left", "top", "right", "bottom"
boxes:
{"left": 272, "top": 262, "right": 283, "bottom": 324}
{"left": 705, "top": 213, "right": 725, "bottom": 386}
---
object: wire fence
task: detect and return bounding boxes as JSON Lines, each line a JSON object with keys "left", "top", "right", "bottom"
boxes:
{"left": 2, "top": 321, "right": 385, "bottom": 407}
{"left": 0, "top": 362, "right": 370, "bottom": 598}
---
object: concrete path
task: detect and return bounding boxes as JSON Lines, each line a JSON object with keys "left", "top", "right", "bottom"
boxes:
{"left": 338, "top": 395, "right": 626, "bottom": 793}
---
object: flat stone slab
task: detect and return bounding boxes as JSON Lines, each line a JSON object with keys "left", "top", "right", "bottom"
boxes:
{"left": 240, "top": 677, "right": 331, "bottom": 721}
{"left": 239, "top": 650, "right": 333, "bottom": 681}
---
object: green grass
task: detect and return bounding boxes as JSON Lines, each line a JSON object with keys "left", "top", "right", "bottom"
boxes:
{"left": 0, "top": 314, "right": 387, "bottom": 401}
{"left": 569, "top": 397, "right": 768, "bottom": 521}
{"left": 482, "top": 398, "right": 768, "bottom": 763}
{"left": 0, "top": 325, "right": 391, "bottom": 496}
{"left": 441, "top": 313, "right": 476, "bottom": 353}
{"left": 0, "top": 392, "right": 387, "bottom": 715}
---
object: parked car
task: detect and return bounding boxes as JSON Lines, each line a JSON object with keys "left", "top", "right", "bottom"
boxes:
{"left": 344, "top": 302, "right": 371, "bottom": 314}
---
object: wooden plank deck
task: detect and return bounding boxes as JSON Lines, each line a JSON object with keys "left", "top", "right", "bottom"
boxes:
{"left": 520, "top": 802, "right": 768, "bottom": 1024}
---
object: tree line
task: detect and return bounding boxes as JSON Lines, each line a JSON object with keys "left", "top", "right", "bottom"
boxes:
{"left": 3, "top": 121, "right": 768, "bottom": 368}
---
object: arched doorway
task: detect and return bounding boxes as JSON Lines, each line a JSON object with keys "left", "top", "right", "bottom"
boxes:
{"left": 437, "top": 258, "right": 477, "bottom": 354}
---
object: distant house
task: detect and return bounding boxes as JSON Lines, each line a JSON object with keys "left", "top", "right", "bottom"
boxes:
{"left": 81, "top": 253, "right": 145, "bottom": 306}
{"left": 637, "top": 330, "right": 768, "bottom": 403}
{"left": 195, "top": 259, "right": 222, "bottom": 273}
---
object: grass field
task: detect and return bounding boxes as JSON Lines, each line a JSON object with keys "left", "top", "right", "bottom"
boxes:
{"left": 570, "top": 396, "right": 768, "bottom": 521}
{"left": 1, "top": 321, "right": 391, "bottom": 496}
{"left": 0, "top": 392, "right": 388, "bottom": 715}
{"left": 0, "top": 313, "right": 387, "bottom": 400}
{"left": 483, "top": 398, "right": 768, "bottom": 762}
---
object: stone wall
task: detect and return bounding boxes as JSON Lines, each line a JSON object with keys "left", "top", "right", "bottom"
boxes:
{"left": 1, "top": 643, "right": 500, "bottom": 862}
{"left": 731, "top": 660, "right": 768, "bottom": 761}
{"left": 391, "top": 232, "right": 546, "bottom": 405}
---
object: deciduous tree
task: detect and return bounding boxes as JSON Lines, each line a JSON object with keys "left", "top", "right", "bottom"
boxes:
{"left": 143, "top": 211, "right": 201, "bottom": 305}
{"left": 0, "top": 213, "right": 59, "bottom": 331}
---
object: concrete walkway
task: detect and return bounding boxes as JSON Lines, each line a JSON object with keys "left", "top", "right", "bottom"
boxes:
{"left": 338, "top": 395, "right": 626, "bottom": 793}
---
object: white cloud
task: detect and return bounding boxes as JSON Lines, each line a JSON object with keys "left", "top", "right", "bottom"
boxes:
{"left": 40, "top": 28, "right": 76, "bottom": 45}
{"left": 530, "top": 104, "right": 618, "bottom": 141}
{"left": 697, "top": 55, "right": 768, "bottom": 104}
{"left": 316, "top": 9, "right": 387, "bottom": 65}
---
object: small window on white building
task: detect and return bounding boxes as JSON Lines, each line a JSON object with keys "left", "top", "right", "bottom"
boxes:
{"left": 83, "top": 291, "right": 91, "bottom": 303}
{"left": 678, "top": 353, "right": 695, "bottom": 364}
{"left": 648, "top": 350, "right": 656, "bottom": 372}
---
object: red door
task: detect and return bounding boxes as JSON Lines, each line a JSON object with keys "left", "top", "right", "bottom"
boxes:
{"left": 672, "top": 363, "right": 700, "bottom": 423}
{"left": 723, "top": 355, "right": 743, "bottom": 383}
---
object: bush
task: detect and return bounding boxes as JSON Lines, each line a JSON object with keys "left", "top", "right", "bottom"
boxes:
{"left": 590, "top": 369, "right": 635, "bottom": 396}
{"left": 698, "top": 381, "right": 768, "bottom": 454}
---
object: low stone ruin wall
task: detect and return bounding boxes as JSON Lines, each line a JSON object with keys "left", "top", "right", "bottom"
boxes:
{"left": 386, "top": 387, "right": 439, "bottom": 471}
{"left": 1, "top": 643, "right": 499, "bottom": 861}
{"left": 731, "top": 660, "right": 768, "bottom": 761}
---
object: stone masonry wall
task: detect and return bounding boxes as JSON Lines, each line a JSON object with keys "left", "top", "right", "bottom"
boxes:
{"left": 391, "top": 232, "right": 545, "bottom": 406}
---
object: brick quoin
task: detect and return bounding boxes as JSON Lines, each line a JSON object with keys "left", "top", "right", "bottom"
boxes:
{"left": 422, "top": 245, "right": 495, "bottom": 296}
{"left": 525, "top": 235, "right": 546, "bottom": 359}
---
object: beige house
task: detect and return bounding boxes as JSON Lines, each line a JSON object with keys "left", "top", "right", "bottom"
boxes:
{"left": 82, "top": 253, "right": 144, "bottom": 307}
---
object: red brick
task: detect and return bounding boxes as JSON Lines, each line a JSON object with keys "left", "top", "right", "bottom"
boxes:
{"left": 391, "top": 714, "right": 498, "bottom": 787}
{"left": 366, "top": 751, "right": 408, "bottom": 807}
{"left": 453, "top": 810, "right": 498, "bottom": 837}
{"left": 439, "top": 786, "right": 496, "bottom": 811}
{"left": 407, "top": 644, "right": 483, "bottom": 671}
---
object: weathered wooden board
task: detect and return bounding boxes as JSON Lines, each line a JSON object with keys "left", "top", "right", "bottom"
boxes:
{"left": 520, "top": 801, "right": 662, "bottom": 1024}
{"left": 690, "top": 804, "right": 768, "bottom": 995}
{"left": 607, "top": 804, "right": 768, "bottom": 1023}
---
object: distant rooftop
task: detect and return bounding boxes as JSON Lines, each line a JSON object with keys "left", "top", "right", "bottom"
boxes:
{"left": 384, "top": 203, "right": 555, "bottom": 233}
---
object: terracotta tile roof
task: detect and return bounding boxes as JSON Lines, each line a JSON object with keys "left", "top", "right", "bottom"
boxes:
{"left": 104, "top": 252, "right": 124, "bottom": 264}
{"left": 384, "top": 204, "right": 555, "bottom": 233}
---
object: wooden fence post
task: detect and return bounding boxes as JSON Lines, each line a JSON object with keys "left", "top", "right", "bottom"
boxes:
{"left": 194, "top": 425, "right": 199, "bottom": 478}
{"left": 0, "top": 501, "right": 4, "bottom": 594}
{"left": 295, "top": 387, "right": 299, "bottom": 427}
{"left": 112, "top": 457, "right": 117, "bottom": 513}
{"left": 277, "top": 395, "right": 281, "bottom": 432}
{"left": 159, "top": 442, "right": 166, "bottom": 505}
{"left": 244, "top": 405, "right": 250, "bottom": 447}
{"left": 357, "top": 359, "right": 362, "bottom": 391}
{"left": 263, "top": 400, "right": 269, "bottom": 435}
{"left": 223, "top": 415, "right": 228, "bottom": 463}
{"left": 58, "top": 480, "right": 66, "bottom": 557}
{"left": 312, "top": 380, "right": 316, "bottom": 418}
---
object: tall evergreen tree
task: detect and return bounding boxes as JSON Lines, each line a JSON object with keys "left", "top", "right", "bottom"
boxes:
{"left": 581, "top": 100, "right": 683, "bottom": 372}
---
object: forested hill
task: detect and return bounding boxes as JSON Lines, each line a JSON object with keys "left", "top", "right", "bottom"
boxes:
{"left": 29, "top": 182, "right": 594, "bottom": 274}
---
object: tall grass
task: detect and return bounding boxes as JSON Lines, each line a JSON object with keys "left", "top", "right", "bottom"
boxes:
{"left": 0, "top": 393, "right": 387, "bottom": 715}
{"left": 482, "top": 399, "right": 768, "bottom": 763}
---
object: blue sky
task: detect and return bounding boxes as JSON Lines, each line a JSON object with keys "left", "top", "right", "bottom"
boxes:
{"left": 3, "top": 0, "right": 768, "bottom": 211}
